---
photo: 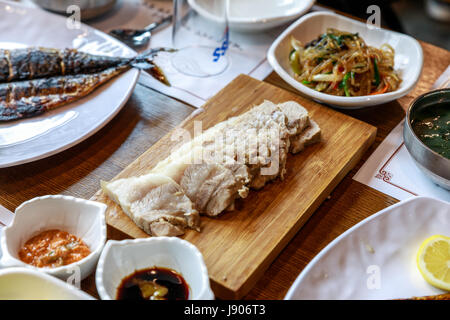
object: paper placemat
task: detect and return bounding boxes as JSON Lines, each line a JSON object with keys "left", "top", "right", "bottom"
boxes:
{"left": 17, "top": 0, "right": 329, "bottom": 107}
{"left": 0, "top": 204, "right": 13, "bottom": 228}
{"left": 354, "top": 64, "right": 449, "bottom": 202}
{"left": 137, "top": 27, "right": 277, "bottom": 107}
{"left": 135, "top": 3, "right": 330, "bottom": 107}
{"left": 353, "top": 120, "right": 450, "bottom": 202}
{"left": 89, "top": 0, "right": 330, "bottom": 107}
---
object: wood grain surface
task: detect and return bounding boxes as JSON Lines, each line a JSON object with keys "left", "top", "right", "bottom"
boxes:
{"left": 91, "top": 75, "right": 377, "bottom": 299}
{"left": 0, "top": 40, "right": 448, "bottom": 300}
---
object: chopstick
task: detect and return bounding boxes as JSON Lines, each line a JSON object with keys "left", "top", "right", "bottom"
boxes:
{"left": 431, "top": 64, "right": 450, "bottom": 90}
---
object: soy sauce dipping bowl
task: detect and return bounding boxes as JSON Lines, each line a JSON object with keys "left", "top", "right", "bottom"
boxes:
{"left": 95, "top": 237, "right": 215, "bottom": 300}
{"left": 403, "top": 88, "right": 450, "bottom": 190}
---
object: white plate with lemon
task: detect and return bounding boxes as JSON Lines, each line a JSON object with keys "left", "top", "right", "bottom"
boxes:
{"left": 285, "top": 196, "right": 450, "bottom": 300}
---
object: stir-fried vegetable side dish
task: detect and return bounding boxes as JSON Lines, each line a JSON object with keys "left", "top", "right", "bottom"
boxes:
{"left": 289, "top": 28, "right": 402, "bottom": 96}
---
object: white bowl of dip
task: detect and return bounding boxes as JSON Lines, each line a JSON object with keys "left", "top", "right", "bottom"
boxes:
{"left": 0, "top": 195, "right": 107, "bottom": 281}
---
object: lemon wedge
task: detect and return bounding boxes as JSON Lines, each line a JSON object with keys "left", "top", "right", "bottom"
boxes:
{"left": 416, "top": 235, "right": 450, "bottom": 291}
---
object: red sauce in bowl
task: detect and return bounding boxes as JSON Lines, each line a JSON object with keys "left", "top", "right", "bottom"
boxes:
{"left": 18, "top": 229, "right": 91, "bottom": 268}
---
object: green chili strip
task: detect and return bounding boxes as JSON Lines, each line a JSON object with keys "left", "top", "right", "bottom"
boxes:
{"left": 373, "top": 58, "right": 380, "bottom": 86}
{"left": 322, "top": 32, "right": 359, "bottom": 46}
{"left": 328, "top": 34, "right": 342, "bottom": 46}
{"left": 289, "top": 50, "right": 302, "bottom": 75}
{"left": 341, "top": 72, "right": 351, "bottom": 97}
{"left": 301, "top": 80, "right": 312, "bottom": 85}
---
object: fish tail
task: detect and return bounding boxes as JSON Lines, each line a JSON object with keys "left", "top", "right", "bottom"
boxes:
{"left": 130, "top": 47, "right": 176, "bottom": 86}
{"left": 132, "top": 47, "right": 177, "bottom": 65}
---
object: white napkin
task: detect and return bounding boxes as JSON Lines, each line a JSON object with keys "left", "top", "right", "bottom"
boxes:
{"left": 85, "top": 0, "right": 330, "bottom": 107}
{"left": 136, "top": 4, "right": 331, "bottom": 107}
{"left": 353, "top": 121, "right": 450, "bottom": 202}
{"left": 15, "top": 0, "right": 330, "bottom": 107}
{"left": 137, "top": 26, "right": 277, "bottom": 107}
{"left": 83, "top": 0, "right": 277, "bottom": 106}
{"left": 0, "top": 204, "right": 13, "bottom": 228}
{"left": 430, "top": 65, "right": 450, "bottom": 90}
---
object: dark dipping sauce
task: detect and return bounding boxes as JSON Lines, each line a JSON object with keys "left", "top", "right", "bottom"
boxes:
{"left": 411, "top": 103, "right": 450, "bottom": 159}
{"left": 116, "top": 267, "right": 189, "bottom": 300}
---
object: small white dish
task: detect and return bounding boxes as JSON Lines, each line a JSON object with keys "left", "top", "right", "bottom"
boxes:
{"left": 0, "top": 195, "right": 107, "bottom": 281}
{"left": 0, "top": 267, "right": 95, "bottom": 300}
{"left": 189, "top": 0, "right": 315, "bottom": 32}
{"left": 285, "top": 196, "right": 450, "bottom": 300}
{"left": 96, "top": 237, "right": 214, "bottom": 300}
{"left": 267, "top": 11, "right": 423, "bottom": 108}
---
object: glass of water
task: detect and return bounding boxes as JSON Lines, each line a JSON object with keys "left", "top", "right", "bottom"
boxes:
{"left": 171, "top": 0, "right": 229, "bottom": 77}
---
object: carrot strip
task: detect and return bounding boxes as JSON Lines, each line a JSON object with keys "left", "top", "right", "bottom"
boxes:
{"left": 370, "top": 83, "right": 389, "bottom": 95}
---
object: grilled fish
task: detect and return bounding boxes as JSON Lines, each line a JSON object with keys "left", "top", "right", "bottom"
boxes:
{"left": 0, "top": 65, "right": 129, "bottom": 121}
{"left": 0, "top": 47, "right": 172, "bottom": 84}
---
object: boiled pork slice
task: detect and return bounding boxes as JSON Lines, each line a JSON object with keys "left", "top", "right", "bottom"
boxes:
{"left": 196, "top": 100, "right": 292, "bottom": 190}
{"left": 277, "top": 101, "right": 310, "bottom": 137}
{"left": 101, "top": 174, "right": 200, "bottom": 236}
{"left": 290, "top": 119, "right": 321, "bottom": 154}
{"left": 156, "top": 159, "right": 248, "bottom": 217}
{"left": 152, "top": 100, "right": 314, "bottom": 191}
{"left": 239, "top": 100, "right": 312, "bottom": 188}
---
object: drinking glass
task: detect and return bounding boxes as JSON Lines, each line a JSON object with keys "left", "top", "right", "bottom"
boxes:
{"left": 172, "top": 0, "right": 229, "bottom": 77}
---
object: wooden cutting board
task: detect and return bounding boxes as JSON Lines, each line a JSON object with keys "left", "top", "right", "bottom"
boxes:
{"left": 91, "top": 74, "right": 377, "bottom": 299}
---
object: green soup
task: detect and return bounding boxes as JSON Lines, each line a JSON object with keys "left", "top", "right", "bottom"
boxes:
{"left": 411, "top": 103, "right": 450, "bottom": 159}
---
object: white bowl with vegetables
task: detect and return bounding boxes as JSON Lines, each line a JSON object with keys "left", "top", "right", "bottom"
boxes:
{"left": 267, "top": 11, "right": 423, "bottom": 108}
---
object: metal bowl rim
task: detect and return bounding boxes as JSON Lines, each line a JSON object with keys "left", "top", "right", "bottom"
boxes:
{"left": 405, "top": 87, "right": 450, "bottom": 164}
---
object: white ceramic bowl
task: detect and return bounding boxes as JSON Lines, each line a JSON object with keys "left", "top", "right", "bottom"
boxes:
{"left": 189, "top": 0, "right": 315, "bottom": 32}
{"left": 0, "top": 267, "right": 95, "bottom": 300}
{"left": 0, "top": 195, "right": 107, "bottom": 281}
{"left": 96, "top": 237, "right": 214, "bottom": 300}
{"left": 267, "top": 11, "right": 423, "bottom": 109}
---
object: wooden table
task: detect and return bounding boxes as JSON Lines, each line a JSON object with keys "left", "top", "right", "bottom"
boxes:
{"left": 1, "top": 38, "right": 448, "bottom": 299}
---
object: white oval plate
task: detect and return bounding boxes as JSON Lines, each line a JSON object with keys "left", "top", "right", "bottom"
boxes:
{"left": 0, "top": 1, "right": 139, "bottom": 168}
{"left": 285, "top": 196, "right": 450, "bottom": 300}
{"left": 189, "top": 0, "right": 315, "bottom": 32}
{"left": 267, "top": 11, "right": 423, "bottom": 108}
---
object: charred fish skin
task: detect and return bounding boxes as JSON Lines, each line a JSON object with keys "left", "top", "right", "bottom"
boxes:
{"left": 9, "top": 48, "right": 33, "bottom": 81}
{"left": 0, "top": 47, "right": 174, "bottom": 121}
{"left": 0, "top": 47, "right": 175, "bottom": 82}
{"left": 2, "top": 48, "right": 62, "bottom": 82}
{"left": 0, "top": 47, "right": 131, "bottom": 83}
{"left": 61, "top": 48, "right": 131, "bottom": 75}
{"left": 0, "top": 50, "right": 10, "bottom": 82}
{"left": 0, "top": 47, "right": 173, "bottom": 85}
{"left": 0, "top": 65, "right": 129, "bottom": 121}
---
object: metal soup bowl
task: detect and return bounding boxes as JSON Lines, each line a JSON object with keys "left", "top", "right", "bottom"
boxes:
{"left": 403, "top": 88, "right": 450, "bottom": 190}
